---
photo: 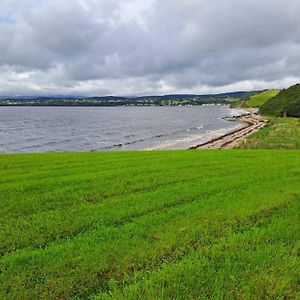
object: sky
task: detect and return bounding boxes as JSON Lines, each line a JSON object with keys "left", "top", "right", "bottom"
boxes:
{"left": 0, "top": 0, "right": 300, "bottom": 96}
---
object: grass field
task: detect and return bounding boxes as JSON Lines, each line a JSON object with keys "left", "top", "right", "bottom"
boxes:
{"left": 246, "top": 90, "right": 279, "bottom": 108}
{"left": 239, "top": 117, "right": 300, "bottom": 149}
{"left": 0, "top": 150, "right": 299, "bottom": 299}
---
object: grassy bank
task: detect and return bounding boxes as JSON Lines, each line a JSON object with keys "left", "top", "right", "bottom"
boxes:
{"left": 260, "top": 84, "right": 300, "bottom": 117}
{"left": 0, "top": 150, "right": 299, "bottom": 299}
{"left": 246, "top": 89, "right": 279, "bottom": 107}
{"left": 230, "top": 89, "right": 278, "bottom": 109}
{"left": 239, "top": 117, "right": 300, "bottom": 149}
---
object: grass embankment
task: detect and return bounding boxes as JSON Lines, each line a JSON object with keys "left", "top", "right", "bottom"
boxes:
{"left": 232, "top": 84, "right": 299, "bottom": 149}
{"left": 230, "top": 90, "right": 278, "bottom": 108}
{"left": 246, "top": 89, "right": 279, "bottom": 107}
{"left": 0, "top": 151, "right": 299, "bottom": 299}
{"left": 239, "top": 117, "right": 300, "bottom": 149}
{"left": 260, "top": 84, "right": 300, "bottom": 117}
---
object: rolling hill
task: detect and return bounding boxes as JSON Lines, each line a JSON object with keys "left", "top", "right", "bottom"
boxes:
{"left": 231, "top": 89, "right": 279, "bottom": 109}
{"left": 246, "top": 89, "right": 279, "bottom": 107}
{"left": 260, "top": 84, "right": 300, "bottom": 117}
{"left": 0, "top": 92, "right": 255, "bottom": 107}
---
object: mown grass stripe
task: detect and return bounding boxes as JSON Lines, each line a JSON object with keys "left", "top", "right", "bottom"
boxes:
{"left": 0, "top": 150, "right": 299, "bottom": 299}
{"left": 95, "top": 201, "right": 299, "bottom": 300}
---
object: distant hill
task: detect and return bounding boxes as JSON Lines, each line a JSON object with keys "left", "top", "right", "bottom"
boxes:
{"left": 0, "top": 91, "right": 256, "bottom": 107}
{"left": 260, "top": 84, "right": 300, "bottom": 117}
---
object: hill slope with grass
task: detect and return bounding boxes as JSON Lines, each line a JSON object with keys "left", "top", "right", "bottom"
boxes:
{"left": 230, "top": 89, "right": 278, "bottom": 108}
{"left": 0, "top": 151, "right": 299, "bottom": 299}
{"left": 246, "top": 89, "right": 279, "bottom": 107}
{"left": 260, "top": 84, "right": 300, "bottom": 117}
{"left": 238, "top": 117, "right": 300, "bottom": 149}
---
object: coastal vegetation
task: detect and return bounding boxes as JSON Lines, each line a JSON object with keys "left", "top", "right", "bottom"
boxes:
{"left": 230, "top": 84, "right": 300, "bottom": 149}
{"left": 0, "top": 150, "right": 299, "bottom": 299}
{"left": 260, "top": 84, "right": 300, "bottom": 117}
{"left": 239, "top": 117, "right": 300, "bottom": 149}
{"left": 246, "top": 89, "right": 279, "bottom": 107}
{"left": 230, "top": 89, "right": 279, "bottom": 109}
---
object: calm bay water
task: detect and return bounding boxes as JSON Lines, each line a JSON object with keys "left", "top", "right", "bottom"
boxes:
{"left": 0, "top": 106, "right": 246, "bottom": 153}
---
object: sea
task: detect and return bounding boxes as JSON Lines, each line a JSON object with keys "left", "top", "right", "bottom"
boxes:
{"left": 0, "top": 106, "right": 247, "bottom": 153}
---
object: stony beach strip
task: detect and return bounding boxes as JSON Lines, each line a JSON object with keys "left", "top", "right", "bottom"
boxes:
{"left": 191, "top": 110, "right": 266, "bottom": 149}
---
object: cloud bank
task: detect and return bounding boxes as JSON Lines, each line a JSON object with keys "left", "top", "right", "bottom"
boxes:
{"left": 0, "top": 0, "right": 300, "bottom": 95}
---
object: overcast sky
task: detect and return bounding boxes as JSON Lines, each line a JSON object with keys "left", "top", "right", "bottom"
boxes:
{"left": 0, "top": 0, "right": 300, "bottom": 96}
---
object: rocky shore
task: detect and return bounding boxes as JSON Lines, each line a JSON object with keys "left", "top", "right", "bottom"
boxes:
{"left": 191, "top": 110, "right": 266, "bottom": 149}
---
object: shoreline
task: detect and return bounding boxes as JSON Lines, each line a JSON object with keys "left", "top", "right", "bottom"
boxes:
{"left": 144, "top": 108, "right": 262, "bottom": 151}
{"left": 191, "top": 109, "right": 266, "bottom": 149}
{"left": 0, "top": 106, "right": 266, "bottom": 153}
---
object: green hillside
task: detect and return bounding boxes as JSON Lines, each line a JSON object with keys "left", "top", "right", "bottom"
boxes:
{"left": 246, "top": 89, "right": 279, "bottom": 107}
{"left": 260, "top": 84, "right": 300, "bottom": 117}
{"left": 0, "top": 151, "right": 299, "bottom": 299}
{"left": 230, "top": 89, "right": 278, "bottom": 108}
{"left": 239, "top": 117, "right": 300, "bottom": 149}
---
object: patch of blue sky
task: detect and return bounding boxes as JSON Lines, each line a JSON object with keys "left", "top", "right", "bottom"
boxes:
{"left": 0, "top": 14, "right": 16, "bottom": 24}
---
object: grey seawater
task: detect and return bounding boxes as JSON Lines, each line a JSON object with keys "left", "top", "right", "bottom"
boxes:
{"left": 0, "top": 106, "right": 246, "bottom": 153}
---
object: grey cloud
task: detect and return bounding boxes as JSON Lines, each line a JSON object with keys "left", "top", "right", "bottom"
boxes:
{"left": 0, "top": 0, "right": 300, "bottom": 96}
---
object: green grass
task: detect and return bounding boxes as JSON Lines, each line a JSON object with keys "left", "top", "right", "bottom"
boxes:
{"left": 96, "top": 200, "right": 300, "bottom": 300}
{"left": 0, "top": 150, "right": 299, "bottom": 299}
{"left": 260, "top": 84, "right": 300, "bottom": 117}
{"left": 246, "top": 89, "right": 279, "bottom": 107}
{"left": 239, "top": 117, "right": 300, "bottom": 149}
{"left": 230, "top": 90, "right": 279, "bottom": 109}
